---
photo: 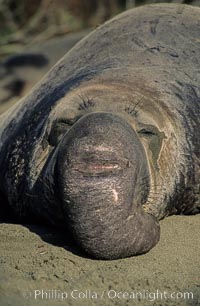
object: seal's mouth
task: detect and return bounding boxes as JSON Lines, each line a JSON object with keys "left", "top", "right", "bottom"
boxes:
{"left": 56, "top": 112, "right": 160, "bottom": 259}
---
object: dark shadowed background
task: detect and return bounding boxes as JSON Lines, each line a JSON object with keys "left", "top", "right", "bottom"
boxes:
{"left": 0, "top": 0, "right": 200, "bottom": 113}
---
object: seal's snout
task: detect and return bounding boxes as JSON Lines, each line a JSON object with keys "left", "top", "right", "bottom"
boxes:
{"left": 56, "top": 112, "right": 160, "bottom": 259}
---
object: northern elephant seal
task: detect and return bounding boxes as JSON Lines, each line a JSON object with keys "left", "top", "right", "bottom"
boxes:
{"left": 0, "top": 4, "right": 199, "bottom": 259}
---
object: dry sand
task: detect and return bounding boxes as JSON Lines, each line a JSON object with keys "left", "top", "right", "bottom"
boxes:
{"left": 0, "top": 215, "right": 199, "bottom": 306}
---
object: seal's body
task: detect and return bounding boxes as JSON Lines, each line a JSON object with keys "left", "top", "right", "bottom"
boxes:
{"left": 0, "top": 4, "right": 199, "bottom": 259}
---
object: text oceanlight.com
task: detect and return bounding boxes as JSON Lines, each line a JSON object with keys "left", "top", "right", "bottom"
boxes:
{"left": 23, "top": 289, "right": 194, "bottom": 302}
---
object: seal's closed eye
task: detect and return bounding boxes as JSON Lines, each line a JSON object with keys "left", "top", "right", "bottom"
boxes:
{"left": 138, "top": 128, "right": 156, "bottom": 137}
{"left": 48, "top": 118, "right": 77, "bottom": 146}
{"left": 48, "top": 122, "right": 70, "bottom": 146}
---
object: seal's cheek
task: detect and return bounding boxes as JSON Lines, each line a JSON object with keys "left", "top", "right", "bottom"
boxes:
{"left": 56, "top": 112, "right": 160, "bottom": 259}
{"left": 157, "top": 134, "right": 180, "bottom": 182}
{"left": 137, "top": 124, "right": 166, "bottom": 172}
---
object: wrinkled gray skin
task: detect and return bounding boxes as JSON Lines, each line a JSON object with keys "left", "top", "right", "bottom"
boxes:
{"left": 0, "top": 4, "right": 199, "bottom": 260}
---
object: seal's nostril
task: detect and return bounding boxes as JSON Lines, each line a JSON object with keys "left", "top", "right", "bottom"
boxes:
{"left": 72, "top": 161, "right": 122, "bottom": 177}
{"left": 89, "top": 164, "right": 119, "bottom": 170}
{"left": 67, "top": 141, "right": 131, "bottom": 177}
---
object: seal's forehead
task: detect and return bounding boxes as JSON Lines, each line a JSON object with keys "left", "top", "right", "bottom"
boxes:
{"left": 47, "top": 80, "right": 168, "bottom": 130}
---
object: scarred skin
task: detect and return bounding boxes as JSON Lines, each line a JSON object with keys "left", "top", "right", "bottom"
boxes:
{"left": 0, "top": 4, "right": 199, "bottom": 259}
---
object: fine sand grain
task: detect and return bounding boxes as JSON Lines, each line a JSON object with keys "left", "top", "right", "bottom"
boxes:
{"left": 0, "top": 215, "right": 200, "bottom": 306}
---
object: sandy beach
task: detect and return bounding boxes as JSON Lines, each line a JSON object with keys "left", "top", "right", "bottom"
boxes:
{"left": 0, "top": 215, "right": 199, "bottom": 306}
